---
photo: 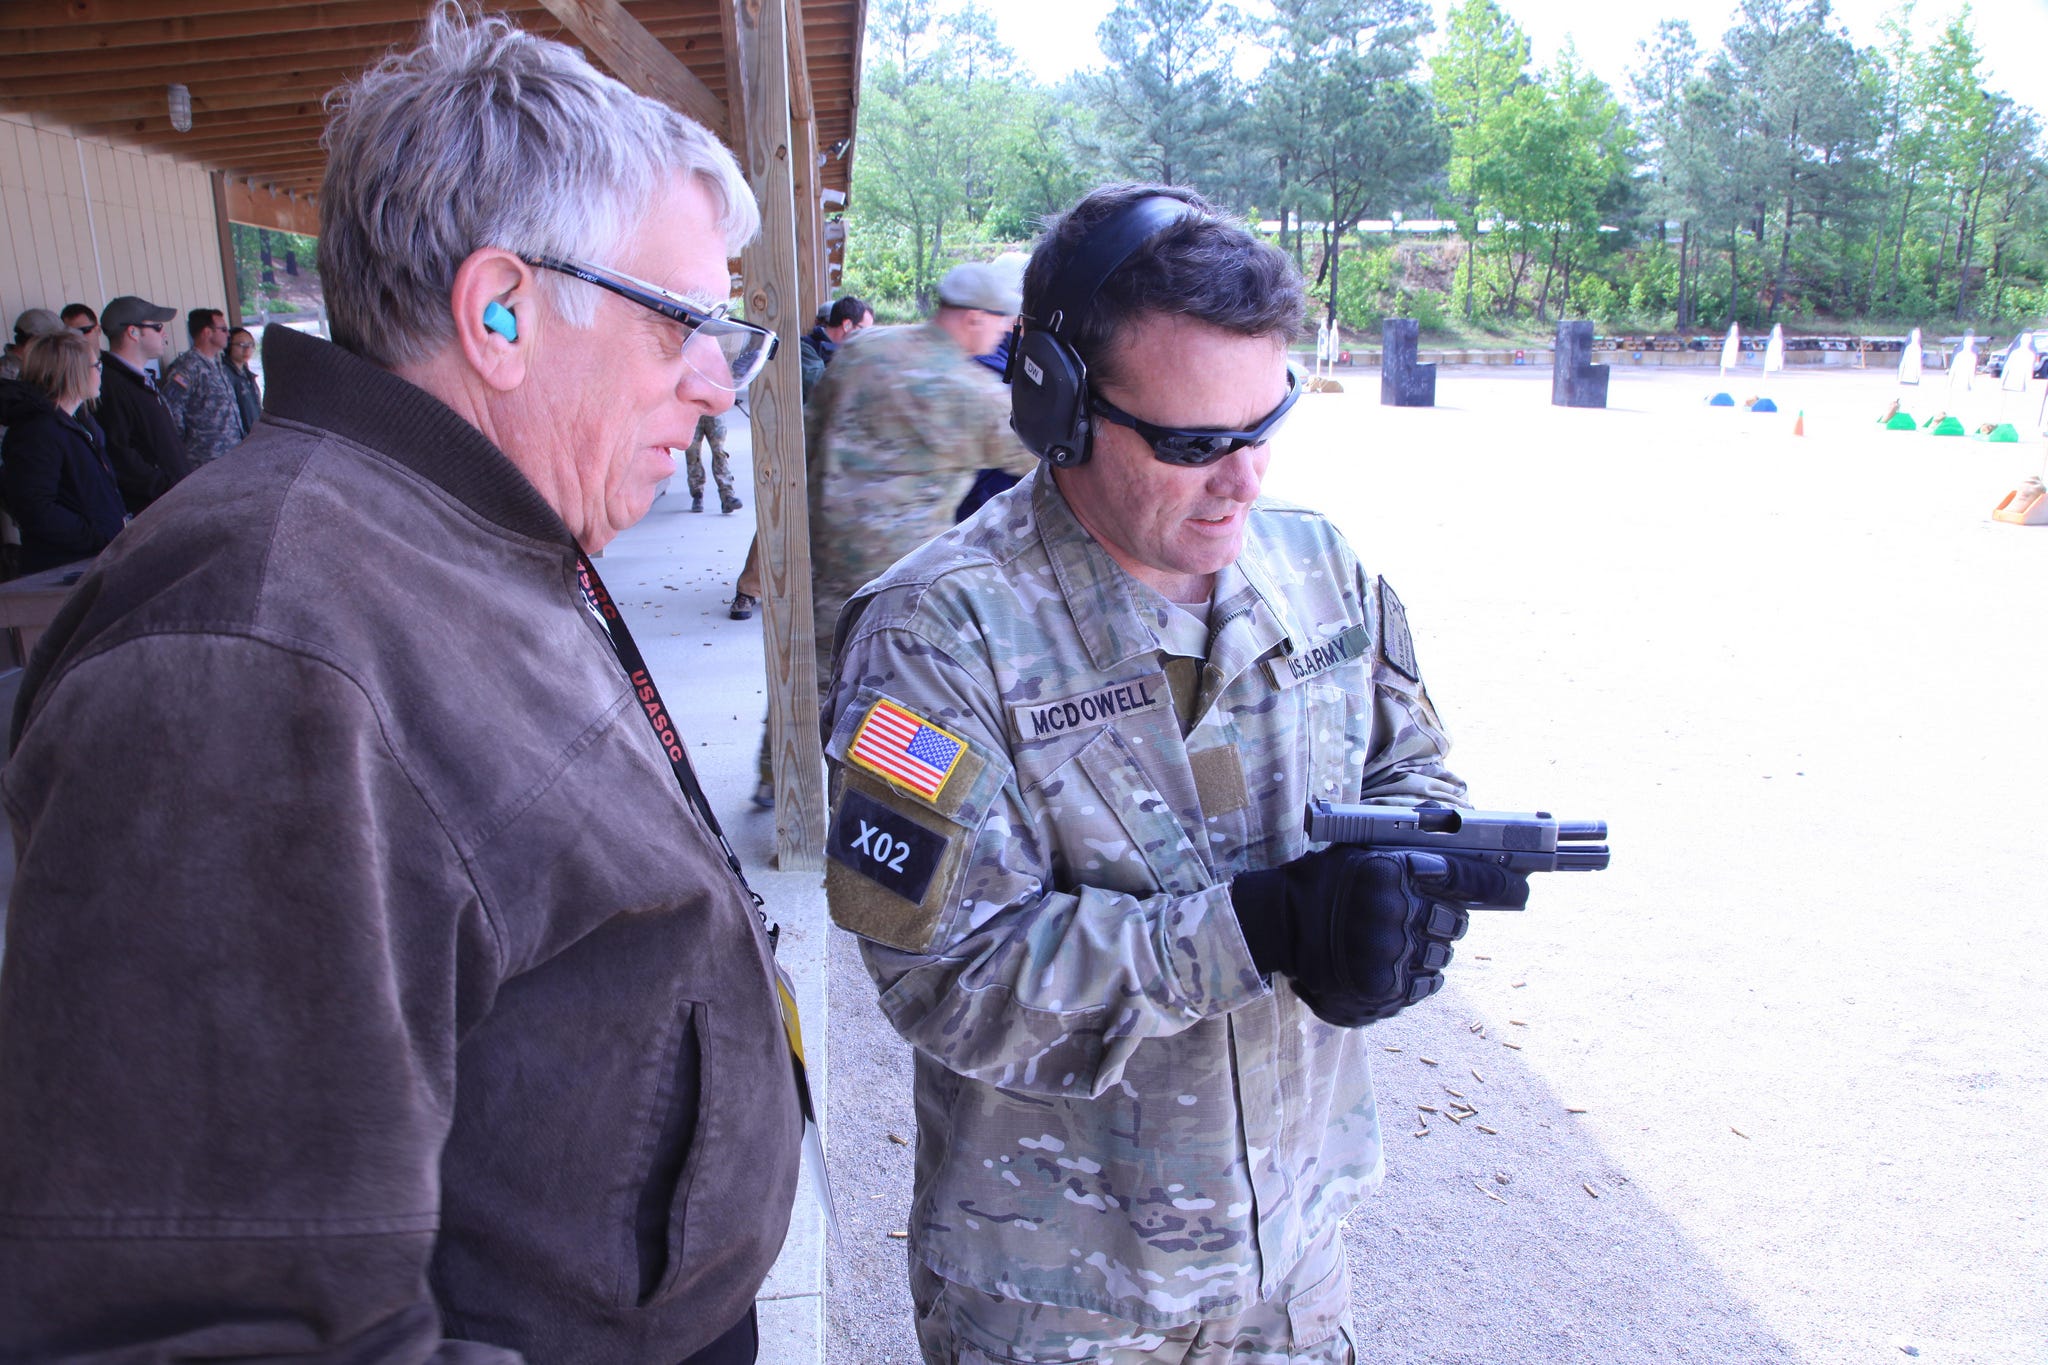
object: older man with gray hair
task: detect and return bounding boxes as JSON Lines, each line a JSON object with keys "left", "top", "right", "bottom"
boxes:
{"left": 0, "top": 8, "right": 799, "bottom": 1362}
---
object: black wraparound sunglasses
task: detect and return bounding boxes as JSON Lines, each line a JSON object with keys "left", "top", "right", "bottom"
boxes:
{"left": 1088, "top": 368, "right": 1300, "bottom": 466}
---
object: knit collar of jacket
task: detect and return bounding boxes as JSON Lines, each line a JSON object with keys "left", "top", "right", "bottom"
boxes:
{"left": 262, "top": 323, "right": 576, "bottom": 550}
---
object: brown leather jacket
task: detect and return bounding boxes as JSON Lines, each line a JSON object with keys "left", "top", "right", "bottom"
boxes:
{"left": 0, "top": 324, "right": 799, "bottom": 1362}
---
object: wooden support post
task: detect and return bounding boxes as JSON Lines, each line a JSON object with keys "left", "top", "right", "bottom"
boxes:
{"left": 784, "top": 0, "right": 824, "bottom": 316}
{"left": 736, "top": 0, "right": 826, "bottom": 870}
{"left": 790, "top": 113, "right": 823, "bottom": 318}
{"left": 211, "top": 171, "right": 243, "bottom": 327}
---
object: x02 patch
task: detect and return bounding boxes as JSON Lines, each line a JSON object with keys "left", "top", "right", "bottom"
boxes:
{"left": 827, "top": 789, "right": 948, "bottom": 905}
{"left": 849, "top": 698, "right": 968, "bottom": 800}
{"left": 1377, "top": 577, "right": 1419, "bottom": 681}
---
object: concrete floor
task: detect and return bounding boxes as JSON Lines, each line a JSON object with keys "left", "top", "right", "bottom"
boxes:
{"left": 822, "top": 365, "right": 2048, "bottom": 1365}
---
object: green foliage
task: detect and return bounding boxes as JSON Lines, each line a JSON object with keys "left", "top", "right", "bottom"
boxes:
{"left": 836, "top": 0, "right": 2048, "bottom": 334}
{"left": 1084, "top": 0, "right": 1240, "bottom": 187}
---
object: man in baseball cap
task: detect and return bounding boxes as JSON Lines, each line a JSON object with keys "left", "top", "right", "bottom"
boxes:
{"left": 95, "top": 294, "right": 191, "bottom": 511}
{"left": 2, "top": 308, "right": 68, "bottom": 382}
{"left": 935, "top": 259, "right": 1022, "bottom": 316}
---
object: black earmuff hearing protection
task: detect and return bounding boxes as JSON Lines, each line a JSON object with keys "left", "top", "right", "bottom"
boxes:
{"left": 1008, "top": 195, "right": 1197, "bottom": 467}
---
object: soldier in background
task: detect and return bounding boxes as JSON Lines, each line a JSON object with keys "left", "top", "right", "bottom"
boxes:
{"left": 162, "top": 308, "right": 245, "bottom": 462}
{"left": 820, "top": 185, "right": 1524, "bottom": 1362}
{"left": 728, "top": 294, "right": 870, "bottom": 623}
{"left": 749, "top": 262, "right": 1032, "bottom": 807}
{"left": 682, "top": 412, "right": 741, "bottom": 513}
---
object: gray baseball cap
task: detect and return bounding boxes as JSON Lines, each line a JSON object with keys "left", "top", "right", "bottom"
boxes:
{"left": 10, "top": 308, "right": 65, "bottom": 345}
{"left": 100, "top": 295, "right": 178, "bottom": 337}
{"left": 937, "top": 262, "right": 1022, "bottom": 316}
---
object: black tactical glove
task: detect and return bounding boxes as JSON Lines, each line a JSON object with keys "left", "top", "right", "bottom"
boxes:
{"left": 1230, "top": 847, "right": 1529, "bottom": 1028}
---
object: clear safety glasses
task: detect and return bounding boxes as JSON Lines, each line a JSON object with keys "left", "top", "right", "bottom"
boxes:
{"left": 524, "top": 254, "right": 778, "bottom": 392}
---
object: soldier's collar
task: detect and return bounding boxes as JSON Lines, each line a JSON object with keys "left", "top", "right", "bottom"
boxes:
{"left": 1033, "top": 474, "right": 1297, "bottom": 674}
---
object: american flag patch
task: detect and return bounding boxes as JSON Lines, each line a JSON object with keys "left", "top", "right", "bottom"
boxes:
{"left": 849, "top": 698, "right": 967, "bottom": 800}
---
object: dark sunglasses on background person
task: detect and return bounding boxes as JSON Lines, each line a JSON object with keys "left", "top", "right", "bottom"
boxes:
{"left": 523, "top": 254, "right": 778, "bottom": 392}
{"left": 1089, "top": 368, "right": 1300, "bottom": 466}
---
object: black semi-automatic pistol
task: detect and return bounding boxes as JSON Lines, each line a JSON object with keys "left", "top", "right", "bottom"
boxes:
{"left": 1304, "top": 801, "right": 1611, "bottom": 911}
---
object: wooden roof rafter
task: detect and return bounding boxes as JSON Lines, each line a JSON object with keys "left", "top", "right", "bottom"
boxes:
{"left": 0, "top": 0, "right": 863, "bottom": 215}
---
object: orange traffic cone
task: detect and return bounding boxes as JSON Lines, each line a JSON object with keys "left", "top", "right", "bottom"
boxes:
{"left": 1792, "top": 410, "right": 1806, "bottom": 436}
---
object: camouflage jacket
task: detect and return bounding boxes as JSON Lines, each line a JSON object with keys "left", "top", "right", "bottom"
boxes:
{"left": 161, "top": 348, "right": 244, "bottom": 464}
{"left": 821, "top": 468, "right": 1466, "bottom": 1326}
{"left": 804, "top": 320, "right": 1032, "bottom": 636}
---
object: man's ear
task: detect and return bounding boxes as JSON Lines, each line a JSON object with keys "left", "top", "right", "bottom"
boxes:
{"left": 449, "top": 249, "right": 537, "bottom": 393}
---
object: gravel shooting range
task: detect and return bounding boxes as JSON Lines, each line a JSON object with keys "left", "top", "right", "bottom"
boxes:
{"left": 3, "top": 0, "right": 2046, "bottom": 1362}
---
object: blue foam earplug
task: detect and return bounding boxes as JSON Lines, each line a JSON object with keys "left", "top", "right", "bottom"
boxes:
{"left": 483, "top": 301, "right": 518, "bottom": 341}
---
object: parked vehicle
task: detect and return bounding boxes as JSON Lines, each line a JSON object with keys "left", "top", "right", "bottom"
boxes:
{"left": 1987, "top": 329, "right": 2048, "bottom": 378}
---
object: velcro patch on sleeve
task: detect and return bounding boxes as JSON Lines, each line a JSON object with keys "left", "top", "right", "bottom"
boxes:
{"left": 828, "top": 788, "right": 947, "bottom": 904}
{"left": 825, "top": 774, "right": 972, "bottom": 954}
{"left": 1377, "top": 578, "right": 1419, "bottom": 682}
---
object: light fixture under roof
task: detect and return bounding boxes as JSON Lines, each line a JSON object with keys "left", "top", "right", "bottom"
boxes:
{"left": 167, "top": 84, "right": 192, "bottom": 133}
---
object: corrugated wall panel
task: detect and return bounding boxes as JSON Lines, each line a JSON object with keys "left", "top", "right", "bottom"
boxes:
{"left": 0, "top": 112, "right": 226, "bottom": 364}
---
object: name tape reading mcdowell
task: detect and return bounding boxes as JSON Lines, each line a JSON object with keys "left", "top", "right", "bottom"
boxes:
{"left": 1010, "top": 674, "right": 1169, "bottom": 740}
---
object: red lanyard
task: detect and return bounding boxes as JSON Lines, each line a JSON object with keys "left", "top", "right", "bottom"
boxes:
{"left": 575, "top": 553, "right": 762, "bottom": 911}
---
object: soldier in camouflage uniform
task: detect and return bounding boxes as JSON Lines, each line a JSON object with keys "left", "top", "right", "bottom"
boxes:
{"left": 751, "top": 263, "right": 1034, "bottom": 802}
{"left": 682, "top": 412, "right": 740, "bottom": 512}
{"left": 822, "top": 186, "right": 1525, "bottom": 1363}
{"left": 162, "top": 309, "right": 245, "bottom": 464}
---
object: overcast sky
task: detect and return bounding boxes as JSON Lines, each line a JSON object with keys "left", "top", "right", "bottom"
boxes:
{"left": 992, "top": 0, "right": 2048, "bottom": 117}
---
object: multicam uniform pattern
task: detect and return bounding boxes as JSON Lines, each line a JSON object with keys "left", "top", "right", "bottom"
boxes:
{"left": 683, "top": 412, "right": 736, "bottom": 506}
{"left": 822, "top": 468, "right": 1466, "bottom": 1340}
{"left": 160, "top": 349, "right": 244, "bottom": 463}
{"left": 805, "top": 320, "right": 1033, "bottom": 658}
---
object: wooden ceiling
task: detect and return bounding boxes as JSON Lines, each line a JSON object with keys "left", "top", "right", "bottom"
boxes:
{"left": 0, "top": 0, "right": 864, "bottom": 216}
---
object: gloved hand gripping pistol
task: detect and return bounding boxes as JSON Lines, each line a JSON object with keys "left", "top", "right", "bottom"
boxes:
{"left": 1229, "top": 804, "right": 1610, "bottom": 1027}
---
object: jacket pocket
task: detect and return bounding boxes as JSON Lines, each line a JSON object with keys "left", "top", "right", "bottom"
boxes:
{"left": 629, "top": 998, "right": 706, "bottom": 1307}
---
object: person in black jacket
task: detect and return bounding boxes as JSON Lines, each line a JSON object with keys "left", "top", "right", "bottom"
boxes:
{"left": 0, "top": 331, "right": 126, "bottom": 573}
{"left": 94, "top": 294, "right": 192, "bottom": 513}
{"left": 225, "top": 326, "right": 262, "bottom": 436}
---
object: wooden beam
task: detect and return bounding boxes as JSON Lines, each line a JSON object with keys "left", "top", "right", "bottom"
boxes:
{"left": 12, "top": 83, "right": 335, "bottom": 120}
{"left": 211, "top": 170, "right": 243, "bottom": 327}
{"left": 736, "top": 0, "right": 825, "bottom": 870}
{"left": 716, "top": 0, "right": 747, "bottom": 157}
{"left": 2, "top": 54, "right": 369, "bottom": 100}
{"left": 791, "top": 109, "right": 823, "bottom": 315}
{"left": 534, "top": 0, "right": 727, "bottom": 139}
{"left": 785, "top": 0, "right": 824, "bottom": 312}
{"left": 0, "top": 19, "right": 422, "bottom": 76}
{"left": 0, "top": 2, "right": 544, "bottom": 54}
{"left": 225, "top": 179, "right": 321, "bottom": 236}
{"left": 65, "top": 109, "right": 331, "bottom": 141}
